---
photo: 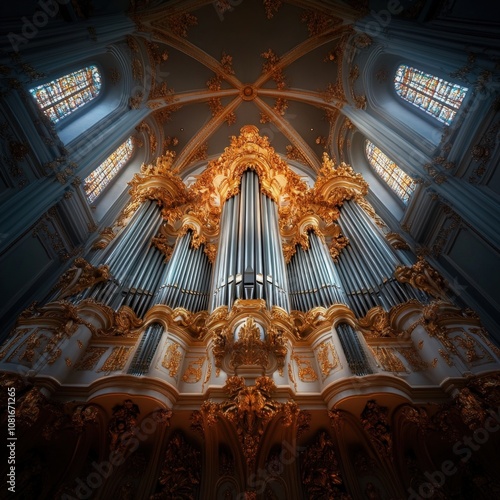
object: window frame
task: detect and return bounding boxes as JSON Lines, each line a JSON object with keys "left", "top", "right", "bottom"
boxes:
{"left": 84, "top": 137, "right": 134, "bottom": 204}
{"left": 365, "top": 140, "right": 416, "bottom": 205}
{"left": 29, "top": 63, "right": 103, "bottom": 128}
{"left": 393, "top": 64, "right": 468, "bottom": 126}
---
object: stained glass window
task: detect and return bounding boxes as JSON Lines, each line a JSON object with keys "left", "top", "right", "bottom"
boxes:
{"left": 365, "top": 141, "right": 416, "bottom": 204}
{"left": 29, "top": 66, "right": 102, "bottom": 123}
{"left": 394, "top": 65, "right": 468, "bottom": 125}
{"left": 84, "top": 138, "right": 134, "bottom": 203}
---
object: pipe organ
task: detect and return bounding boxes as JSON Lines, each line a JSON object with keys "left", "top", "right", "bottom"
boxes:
{"left": 78, "top": 200, "right": 167, "bottom": 316}
{"left": 336, "top": 200, "right": 427, "bottom": 316}
{"left": 156, "top": 230, "right": 211, "bottom": 313}
{"left": 211, "top": 169, "right": 289, "bottom": 312}
{"left": 287, "top": 231, "right": 346, "bottom": 311}
{"left": 3, "top": 126, "right": 499, "bottom": 500}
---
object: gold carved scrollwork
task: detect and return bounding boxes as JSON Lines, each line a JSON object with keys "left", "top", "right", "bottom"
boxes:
{"left": 292, "top": 353, "right": 318, "bottom": 382}
{"left": 316, "top": 340, "right": 339, "bottom": 379}
{"left": 182, "top": 357, "right": 206, "bottom": 383}
{"left": 127, "top": 126, "right": 373, "bottom": 264}
{"left": 360, "top": 400, "right": 393, "bottom": 458}
{"left": 97, "top": 346, "right": 132, "bottom": 372}
{"left": 370, "top": 346, "right": 407, "bottom": 372}
{"left": 211, "top": 317, "right": 287, "bottom": 376}
{"left": 162, "top": 342, "right": 182, "bottom": 377}
{"left": 54, "top": 258, "right": 110, "bottom": 299}
{"left": 201, "top": 376, "right": 301, "bottom": 468}
{"left": 395, "top": 257, "right": 449, "bottom": 300}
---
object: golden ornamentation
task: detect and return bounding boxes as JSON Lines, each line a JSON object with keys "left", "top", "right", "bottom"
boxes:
{"left": 151, "top": 236, "right": 174, "bottom": 262}
{"left": 322, "top": 82, "right": 344, "bottom": 104}
{"left": 188, "top": 142, "right": 209, "bottom": 163}
{"left": 98, "top": 346, "right": 131, "bottom": 372}
{"left": 182, "top": 357, "right": 206, "bottom": 383}
{"left": 348, "top": 64, "right": 367, "bottom": 109}
{"left": 438, "top": 348, "right": 454, "bottom": 366}
{"left": 111, "top": 306, "right": 143, "bottom": 337}
{"left": 292, "top": 353, "right": 318, "bottom": 382}
{"left": 301, "top": 431, "right": 351, "bottom": 499}
{"left": 204, "top": 243, "right": 217, "bottom": 263}
{"left": 54, "top": 257, "right": 110, "bottom": 299}
{"left": 395, "top": 257, "right": 449, "bottom": 300}
{"left": 397, "top": 346, "right": 427, "bottom": 371}
{"left": 202, "top": 354, "right": 212, "bottom": 390}
{"left": 168, "top": 13, "right": 198, "bottom": 38}
{"left": 129, "top": 91, "right": 144, "bottom": 109}
{"left": 220, "top": 52, "right": 235, "bottom": 75}
{"left": 129, "top": 127, "right": 370, "bottom": 265}
{"left": 300, "top": 10, "right": 340, "bottom": 37}
{"left": 386, "top": 232, "right": 411, "bottom": 250}
{"left": 288, "top": 362, "right": 297, "bottom": 391}
{"left": 286, "top": 144, "right": 311, "bottom": 167}
{"left": 162, "top": 342, "right": 182, "bottom": 377}
{"left": 75, "top": 346, "right": 107, "bottom": 371}
{"left": 358, "top": 307, "right": 399, "bottom": 338}
{"left": 108, "top": 399, "right": 140, "bottom": 455}
{"left": 202, "top": 376, "right": 300, "bottom": 468}
{"left": 355, "top": 195, "right": 387, "bottom": 228}
{"left": 360, "top": 400, "right": 392, "bottom": 458}
{"left": 152, "top": 431, "right": 201, "bottom": 499}
{"left": 263, "top": 0, "right": 283, "bottom": 19}
{"left": 132, "top": 59, "right": 144, "bottom": 81}
{"left": 274, "top": 97, "right": 288, "bottom": 116}
{"left": 259, "top": 112, "right": 271, "bottom": 123}
{"left": 371, "top": 346, "right": 407, "bottom": 372}
{"left": 71, "top": 405, "right": 99, "bottom": 432}
{"left": 225, "top": 111, "right": 237, "bottom": 126}
{"left": 208, "top": 97, "right": 224, "bottom": 116}
{"left": 212, "top": 317, "right": 287, "bottom": 375}
{"left": 316, "top": 340, "right": 339, "bottom": 379}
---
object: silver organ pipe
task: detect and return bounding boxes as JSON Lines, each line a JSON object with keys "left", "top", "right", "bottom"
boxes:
{"left": 210, "top": 169, "right": 289, "bottom": 312}
{"left": 336, "top": 323, "right": 372, "bottom": 376}
{"left": 287, "top": 231, "right": 345, "bottom": 312}
{"left": 75, "top": 201, "right": 167, "bottom": 317}
{"left": 336, "top": 200, "right": 426, "bottom": 316}
{"left": 127, "top": 323, "right": 164, "bottom": 376}
{"left": 156, "top": 230, "right": 211, "bottom": 313}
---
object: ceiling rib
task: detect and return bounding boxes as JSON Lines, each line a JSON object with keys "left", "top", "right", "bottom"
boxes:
{"left": 145, "top": 27, "right": 243, "bottom": 88}
{"left": 174, "top": 96, "right": 242, "bottom": 174}
{"left": 254, "top": 96, "right": 321, "bottom": 173}
{"left": 254, "top": 25, "right": 351, "bottom": 88}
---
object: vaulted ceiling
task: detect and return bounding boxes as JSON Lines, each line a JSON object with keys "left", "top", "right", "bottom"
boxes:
{"left": 127, "top": 0, "right": 367, "bottom": 177}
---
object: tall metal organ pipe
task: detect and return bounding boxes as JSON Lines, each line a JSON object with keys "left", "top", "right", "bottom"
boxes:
{"left": 127, "top": 323, "right": 164, "bottom": 376}
{"left": 210, "top": 169, "right": 289, "bottom": 312}
{"left": 336, "top": 323, "right": 372, "bottom": 375}
{"left": 287, "top": 231, "right": 346, "bottom": 312}
{"left": 75, "top": 200, "right": 166, "bottom": 316}
{"left": 155, "top": 230, "right": 211, "bottom": 313}
{"left": 336, "top": 200, "right": 426, "bottom": 316}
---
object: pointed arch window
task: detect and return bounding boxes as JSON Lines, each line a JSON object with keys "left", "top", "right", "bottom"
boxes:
{"left": 365, "top": 141, "right": 416, "bottom": 204}
{"left": 29, "top": 65, "right": 102, "bottom": 123}
{"left": 394, "top": 65, "right": 468, "bottom": 125}
{"left": 84, "top": 138, "right": 134, "bottom": 203}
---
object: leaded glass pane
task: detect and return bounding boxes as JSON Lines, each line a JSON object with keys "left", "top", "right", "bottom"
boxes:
{"left": 394, "top": 64, "right": 467, "bottom": 125}
{"left": 365, "top": 141, "right": 416, "bottom": 204}
{"left": 30, "top": 66, "right": 102, "bottom": 123}
{"left": 84, "top": 138, "right": 133, "bottom": 203}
